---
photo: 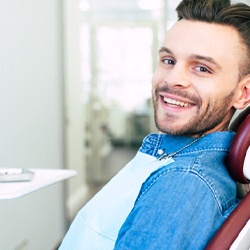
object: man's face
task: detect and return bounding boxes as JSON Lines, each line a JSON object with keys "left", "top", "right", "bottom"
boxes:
{"left": 152, "top": 20, "right": 245, "bottom": 136}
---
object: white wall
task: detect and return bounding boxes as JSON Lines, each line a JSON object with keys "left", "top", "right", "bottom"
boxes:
{"left": 63, "top": 0, "right": 87, "bottom": 220}
{"left": 0, "top": 1, "right": 66, "bottom": 249}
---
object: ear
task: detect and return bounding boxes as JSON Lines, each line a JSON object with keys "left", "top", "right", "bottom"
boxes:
{"left": 233, "top": 75, "right": 250, "bottom": 110}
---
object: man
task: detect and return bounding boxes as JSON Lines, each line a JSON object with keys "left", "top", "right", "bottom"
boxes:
{"left": 60, "top": 0, "right": 250, "bottom": 249}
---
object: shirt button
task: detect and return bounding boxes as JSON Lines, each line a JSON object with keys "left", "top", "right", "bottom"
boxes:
{"left": 158, "top": 149, "right": 164, "bottom": 155}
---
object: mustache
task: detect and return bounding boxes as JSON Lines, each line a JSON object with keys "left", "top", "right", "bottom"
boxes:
{"left": 154, "top": 85, "right": 202, "bottom": 106}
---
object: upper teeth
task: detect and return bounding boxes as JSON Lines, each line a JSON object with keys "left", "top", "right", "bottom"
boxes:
{"left": 163, "top": 97, "right": 190, "bottom": 107}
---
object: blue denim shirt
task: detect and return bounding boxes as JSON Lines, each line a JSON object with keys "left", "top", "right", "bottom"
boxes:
{"left": 59, "top": 132, "right": 237, "bottom": 250}
{"left": 114, "top": 132, "right": 238, "bottom": 249}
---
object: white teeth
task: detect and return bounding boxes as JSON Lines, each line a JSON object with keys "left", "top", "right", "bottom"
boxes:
{"left": 163, "top": 97, "right": 190, "bottom": 107}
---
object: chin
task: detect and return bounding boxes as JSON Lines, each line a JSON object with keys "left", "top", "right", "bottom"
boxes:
{"left": 156, "top": 120, "right": 200, "bottom": 136}
{"left": 157, "top": 124, "right": 183, "bottom": 136}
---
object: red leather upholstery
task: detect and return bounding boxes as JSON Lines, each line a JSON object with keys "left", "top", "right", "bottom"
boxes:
{"left": 229, "top": 107, "right": 250, "bottom": 133}
{"left": 228, "top": 107, "right": 250, "bottom": 184}
{"left": 206, "top": 107, "right": 250, "bottom": 250}
{"left": 206, "top": 192, "right": 250, "bottom": 250}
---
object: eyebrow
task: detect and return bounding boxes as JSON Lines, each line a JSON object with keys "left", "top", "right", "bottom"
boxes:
{"left": 159, "top": 46, "right": 222, "bottom": 70}
{"left": 191, "top": 54, "right": 222, "bottom": 70}
{"left": 159, "top": 47, "right": 173, "bottom": 54}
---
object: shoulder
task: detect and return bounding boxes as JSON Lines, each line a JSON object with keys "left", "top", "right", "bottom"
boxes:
{"left": 137, "top": 151, "right": 237, "bottom": 216}
{"left": 115, "top": 169, "right": 232, "bottom": 250}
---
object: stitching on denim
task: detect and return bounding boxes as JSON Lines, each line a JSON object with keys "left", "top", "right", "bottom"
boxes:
{"left": 140, "top": 134, "right": 230, "bottom": 157}
{"left": 191, "top": 153, "right": 224, "bottom": 213}
{"left": 139, "top": 134, "right": 160, "bottom": 154}
{"left": 174, "top": 147, "right": 229, "bottom": 157}
{"left": 192, "top": 153, "right": 236, "bottom": 214}
{"left": 188, "top": 152, "right": 235, "bottom": 215}
{"left": 152, "top": 134, "right": 163, "bottom": 156}
{"left": 136, "top": 168, "right": 184, "bottom": 202}
{"left": 190, "top": 167, "right": 236, "bottom": 215}
{"left": 136, "top": 168, "right": 221, "bottom": 209}
{"left": 136, "top": 166, "right": 231, "bottom": 215}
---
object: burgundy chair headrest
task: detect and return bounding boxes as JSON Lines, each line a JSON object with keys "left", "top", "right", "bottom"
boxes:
{"left": 228, "top": 106, "right": 250, "bottom": 184}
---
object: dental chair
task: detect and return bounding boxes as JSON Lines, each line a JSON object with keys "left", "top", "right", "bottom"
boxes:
{"left": 206, "top": 106, "right": 250, "bottom": 250}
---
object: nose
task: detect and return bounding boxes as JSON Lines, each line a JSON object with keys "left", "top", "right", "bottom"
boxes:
{"left": 164, "top": 63, "right": 191, "bottom": 89}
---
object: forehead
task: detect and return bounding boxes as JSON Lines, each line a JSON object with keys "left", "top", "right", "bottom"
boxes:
{"left": 163, "top": 20, "right": 244, "bottom": 65}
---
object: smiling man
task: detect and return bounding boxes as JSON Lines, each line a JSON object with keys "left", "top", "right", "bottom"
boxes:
{"left": 153, "top": 20, "right": 243, "bottom": 136}
{"left": 60, "top": 0, "right": 250, "bottom": 249}
{"left": 114, "top": 0, "right": 250, "bottom": 249}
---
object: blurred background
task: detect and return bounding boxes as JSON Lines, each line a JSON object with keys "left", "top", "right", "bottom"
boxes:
{"left": 0, "top": 0, "right": 249, "bottom": 249}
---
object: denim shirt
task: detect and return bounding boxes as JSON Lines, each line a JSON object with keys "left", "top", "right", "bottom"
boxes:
{"left": 114, "top": 132, "right": 238, "bottom": 250}
{"left": 59, "top": 132, "right": 237, "bottom": 250}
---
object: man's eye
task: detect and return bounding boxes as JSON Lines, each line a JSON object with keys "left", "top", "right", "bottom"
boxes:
{"left": 196, "top": 66, "right": 210, "bottom": 73}
{"left": 163, "top": 59, "right": 175, "bottom": 65}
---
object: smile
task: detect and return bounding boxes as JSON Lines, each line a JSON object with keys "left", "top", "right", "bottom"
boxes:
{"left": 163, "top": 97, "right": 191, "bottom": 107}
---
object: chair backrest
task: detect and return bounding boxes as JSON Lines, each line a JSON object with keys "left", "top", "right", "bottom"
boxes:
{"left": 206, "top": 106, "right": 250, "bottom": 250}
{"left": 228, "top": 107, "right": 250, "bottom": 184}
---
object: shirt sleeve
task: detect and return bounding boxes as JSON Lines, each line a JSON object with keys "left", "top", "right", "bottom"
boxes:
{"left": 114, "top": 171, "right": 228, "bottom": 250}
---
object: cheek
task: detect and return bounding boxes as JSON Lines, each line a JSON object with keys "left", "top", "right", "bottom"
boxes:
{"left": 152, "top": 70, "right": 163, "bottom": 88}
{"left": 151, "top": 75, "right": 157, "bottom": 92}
{"left": 198, "top": 85, "right": 231, "bottom": 105}
{"left": 193, "top": 80, "right": 220, "bottom": 100}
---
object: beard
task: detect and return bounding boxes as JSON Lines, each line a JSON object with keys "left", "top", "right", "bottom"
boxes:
{"left": 153, "top": 85, "right": 236, "bottom": 136}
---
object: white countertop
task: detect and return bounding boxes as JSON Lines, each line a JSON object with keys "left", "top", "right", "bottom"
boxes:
{"left": 0, "top": 169, "right": 77, "bottom": 199}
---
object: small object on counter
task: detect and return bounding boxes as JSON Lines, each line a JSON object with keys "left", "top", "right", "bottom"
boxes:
{"left": 0, "top": 168, "right": 34, "bottom": 182}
